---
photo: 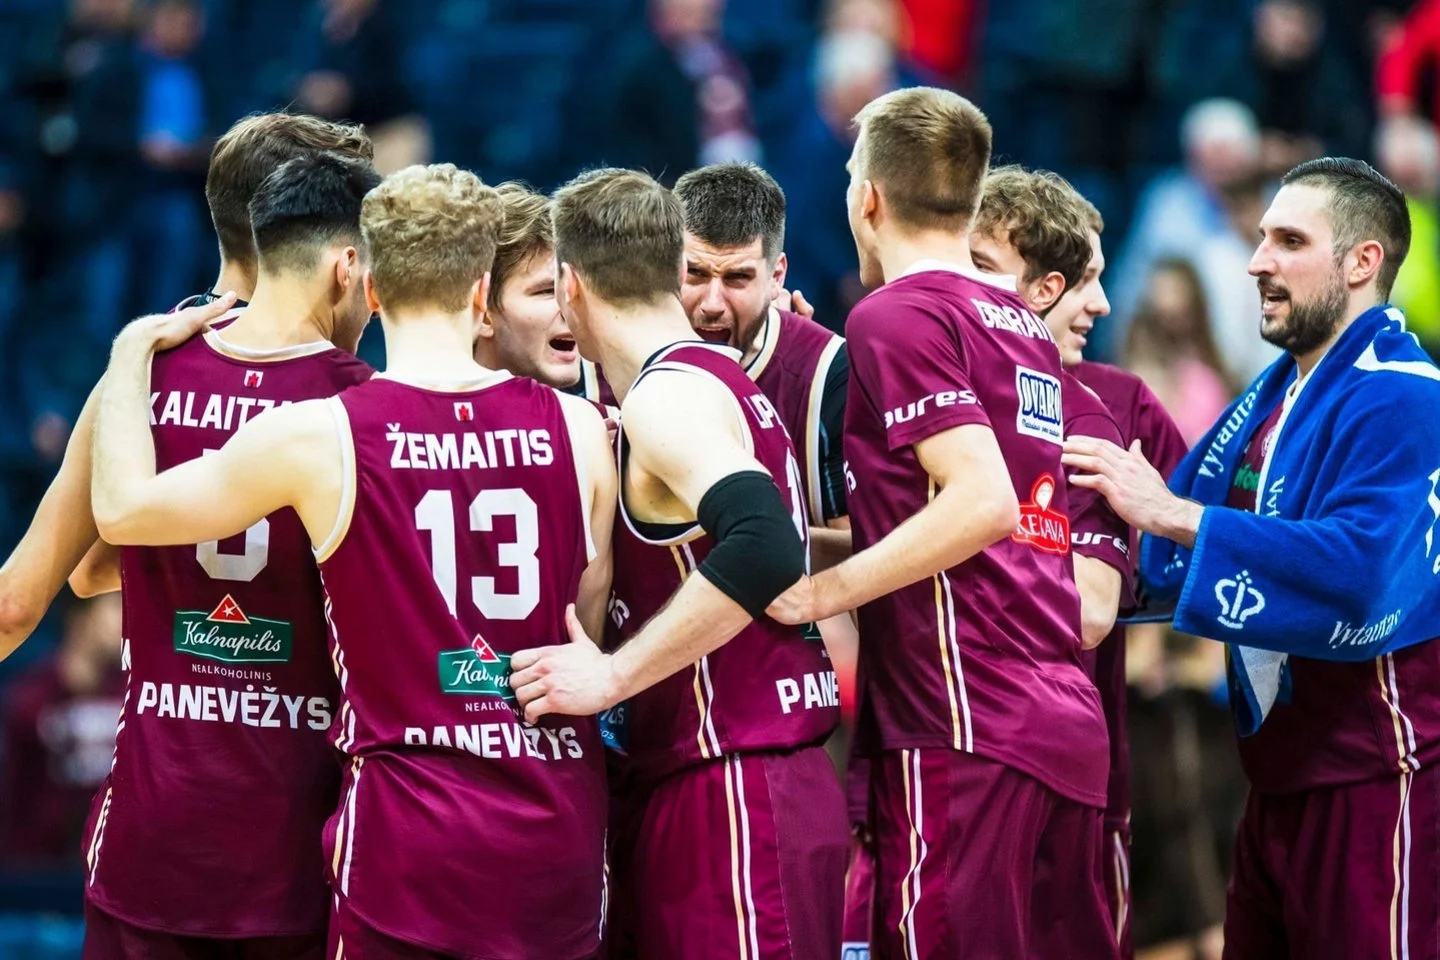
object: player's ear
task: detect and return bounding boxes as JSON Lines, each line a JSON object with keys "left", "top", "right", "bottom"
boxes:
{"left": 771, "top": 251, "right": 788, "bottom": 293}
{"left": 1348, "top": 239, "right": 1384, "bottom": 290}
{"left": 1032, "top": 270, "right": 1067, "bottom": 313}
{"left": 363, "top": 270, "right": 382, "bottom": 315}
{"left": 559, "top": 262, "right": 580, "bottom": 305}
{"left": 472, "top": 272, "right": 491, "bottom": 316}
{"left": 861, "top": 180, "right": 879, "bottom": 223}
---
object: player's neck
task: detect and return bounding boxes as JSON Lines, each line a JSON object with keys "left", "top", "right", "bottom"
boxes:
{"left": 380, "top": 309, "right": 489, "bottom": 382}
{"left": 210, "top": 260, "right": 258, "bottom": 302}
{"left": 593, "top": 300, "right": 699, "bottom": 403}
{"left": 227, "top": 273, "right": 335, "bottom": 348}
{"left": 877, "top": 230, "right": 977, "bottom": 285}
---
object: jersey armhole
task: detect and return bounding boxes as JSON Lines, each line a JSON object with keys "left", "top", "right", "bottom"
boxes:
{"left": 572, "top": 417, "right": 599, "bottom": 564}
{"left": 313, "top": 397, "right": 357, "bottom": 563}
{"left": 805, "top": 337, "right": 845, "bottom": 527}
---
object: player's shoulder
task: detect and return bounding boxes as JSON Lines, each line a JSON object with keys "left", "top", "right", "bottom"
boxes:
{"left": 1335, "top": 327, "right": 1440, "bottom": 430}
{"left": 777, "top": 308, "right": 842, "bottom": 348}
{"left": 1062, "top": 369, "right": 1123, "bottom": 440}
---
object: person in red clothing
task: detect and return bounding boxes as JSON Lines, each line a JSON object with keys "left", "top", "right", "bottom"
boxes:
{"left": 0, "top": 596, "right": 123, "bottom": 866}
{"left": 1378, "top": 0, "right": 1440, "bottom": 124}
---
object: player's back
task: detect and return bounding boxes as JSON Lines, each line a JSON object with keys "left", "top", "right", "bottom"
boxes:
{"left": 89, "top": 329, "right": 372, "bottom": 937}
{"left": 843, "top": 268, "right": 1109, "bottom": 808}
{"left": 319, "top": 373, "right": 606, "bottom": 960}
{"left": 607, "top": 342, "right": 839, "bottom": 783}
{"left": 751, "top": 308, "right": 846, "bottom": 525}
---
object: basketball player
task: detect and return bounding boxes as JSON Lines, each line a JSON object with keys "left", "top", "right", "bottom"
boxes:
{"left": 473, "top": 182, "right": 582, "bottom": 390}
{"left": 0, "top": 112, "right": 374, "bottom": 649}
{"left": 970, "top": 166, "right": 1189, "bottom": 957}
{"left": 509, "top": 168, "right": 848, "bottom": 959}
{"left": 1047, "top": 194, "right": 1189, "bottom": 960}
{"left": 79, "top": 151, "right": 380, "bottom": 958}
{"left": 90, "top": 163, "right": 617, "bottom": 959}
{"left": 768, "top": 88, "right": 1117, "bottom": 958}
{"left": 969, "top": 166, "right": 1129, "bottom": 647}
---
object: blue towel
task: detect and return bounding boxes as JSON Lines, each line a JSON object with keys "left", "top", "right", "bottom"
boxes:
{"left": 1140, "top": 305, "right": 1440, "bottom": 735}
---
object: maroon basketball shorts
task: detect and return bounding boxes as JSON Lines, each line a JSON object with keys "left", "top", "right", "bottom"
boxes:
{"left": 870, "top": 748, "right": 1117, "bottom": 960}
{"left": 622, "top": 745, "right": 848, "bottom": 960}
{"left": 84, "top": 899, "right": 325, "bottom": 960}
{"left": 1223, "top": 766, "right": 1440, "bottom": 959}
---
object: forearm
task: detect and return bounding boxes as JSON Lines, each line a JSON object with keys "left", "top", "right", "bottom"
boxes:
{"left": 91, "top": 335, "right": 162, "bottom": 542}
{"left": 812, "top": 483, "right": 1015, "bottom": 618}
{"left": 609, "top": 572, "right": 751, "bottom": 703}
{"left": 69, "top": 540, "right": 121, "bottom": 598}
{"left": 575, "top": 555, "right": 612, "bottom": 646}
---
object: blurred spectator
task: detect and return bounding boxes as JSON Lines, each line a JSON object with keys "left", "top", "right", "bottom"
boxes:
{"left": 587, "top": 0, "right": 759, "bottom": 182}
{"left": 1245, "top": 0, "right": 1370, "bottom": 173}
{"left": 0, "top": 595, "right": 122, "bottom": 867}
{"left": 1106, "top": 99, "right": 1262, "bottom": 358}
{"left": 896, "top": 0, "right": 976, "bottom": 84}
{"left": 132, "top": 0, "right": 213, "bottom": 313}
{"left": 289, "top": 0, "right": 430, "bottom": 173}
{"left": 1191, "top": 172, "right": 1283, "bottom": 384}
{"left": 1378, "top": 0, "right": 1440, "bottom": 127}
{"left": 1124, "top": 258, "right": 1236, "bottom": 446}
{"left": 776, "top": 27, "right": 896, "bottom": 332}
{"left": 1376, "top": 114, "right": 1440, "bottom": 358}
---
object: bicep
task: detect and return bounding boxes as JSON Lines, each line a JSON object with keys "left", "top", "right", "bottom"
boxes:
{"left": 100, "top": 412, "right": 308, "bottom": 546}
{"left": 914, "top": 422, "right": 1012, "bottom": 494}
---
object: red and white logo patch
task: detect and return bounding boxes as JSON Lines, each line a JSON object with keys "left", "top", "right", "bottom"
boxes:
{"left": 471, "top": 633, "right": 500, "bottom": 663}
{"left": 1012, "top": 474, "right": 1070, "bottom": 555}
{"left": 207, "top": 594, "right": 251, "bottom": 624}
{"left": 244, "top": 370, "right": 263, "bottom": 388}
{"left": 454, "top": 401, "right": 473, "bottom": 422}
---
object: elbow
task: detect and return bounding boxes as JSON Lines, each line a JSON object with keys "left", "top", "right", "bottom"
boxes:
{"left": 0, "top": 588, "right": 44, "bottom": 656}
{"left": 1080, "top": 605, "right": 1117, "bottom": 650}
{"left": 983, "top": 488, "right": 1022, "bottom": 546}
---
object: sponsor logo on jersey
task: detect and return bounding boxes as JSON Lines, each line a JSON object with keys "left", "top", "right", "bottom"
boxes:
{"left": 172, "top": 595, "right": 293, "bottom": 663}
{"left": 883, "top": 389, "right": 978, "bottom": 430}
{"left": 243, "top": 370, "right": 263, "bottom": 388}
{"left": 1230, "top": 463, "right": 1261, "bottom": 496}
{"left": 1014, "top": 367, "right": 1062, "bottom": 445}
{"left": 438, "top": 633, "right": 515, "bottom": 701}
{"left": 971, "top": 298, "right": 1052, "bottom": 341}
{"left": 1214, "top": 570, "right": 1265, "bottom": 630}
{"left": 454, "top": 401, "right": 473, "bottom": 422}
{"left": 1071, "top": 530, "right": 1130, "bottom": 556}
{"left": 1012, "top": 475, "right": 1069, "bottom": 554}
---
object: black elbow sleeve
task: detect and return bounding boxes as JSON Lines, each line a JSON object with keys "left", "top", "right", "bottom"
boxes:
{"left": 695, "top": 471, "right": 805, "bottom": 620}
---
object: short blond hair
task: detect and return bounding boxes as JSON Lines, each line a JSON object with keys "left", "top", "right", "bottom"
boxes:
{"left": 853, "top": 87, "right": 992, "bottom": 232}
{"left": 362, "top": 164, "right": 503, "bottom": 314}
{"left": 488, "top": 182, "right": 554, "bottom": 311}
{"left": 551, "top": 168, "right": 684, "bottom": 306}
{"left": 974, "top": 166, "right": 1093, "bottom": 291}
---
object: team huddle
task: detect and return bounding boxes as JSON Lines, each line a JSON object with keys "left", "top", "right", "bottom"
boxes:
{"left": 5, "top": 80, "right": 1440, "bottom": 960}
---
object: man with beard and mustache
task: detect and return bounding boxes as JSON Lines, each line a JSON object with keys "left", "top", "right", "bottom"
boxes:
{"left": 1064, "top": 157, "right": 1440, "bottom": 958}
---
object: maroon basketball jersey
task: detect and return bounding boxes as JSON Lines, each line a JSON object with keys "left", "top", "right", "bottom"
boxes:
{"left": 606, "top": 342, "right": 839, "bottom": 784}
{"left": 87, "top": 329, "right": 372, "bottom": 937}
{"left": 1073, "top": 361, "right": 1189, "bottom": 823}
{"left": 748, "top": 309, "right": 846, "bottom": 526}
{"left": 319, "top": 375, "right": 606, "bottom": 959}
{"left": 844, "top": 267, "right": 1108, "bottom": 808}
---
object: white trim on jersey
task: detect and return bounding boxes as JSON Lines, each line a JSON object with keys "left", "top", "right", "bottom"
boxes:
{"left": 313, "top": 397, "right": 357, "bottom": 563}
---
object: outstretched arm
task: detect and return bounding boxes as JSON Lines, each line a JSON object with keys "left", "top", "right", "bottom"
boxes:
{"left": 510, "top": 371, "right": 805, "bottom": 721}
{"left": 92, "top": 313, "right": 341, "bottom": 549}
{"left": 771, "top": 423, "right": 1020, "bottom": 624}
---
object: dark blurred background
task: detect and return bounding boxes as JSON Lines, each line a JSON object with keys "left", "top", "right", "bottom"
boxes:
{"left": 0, "top": 0, "right": 1436, "bottom": 955}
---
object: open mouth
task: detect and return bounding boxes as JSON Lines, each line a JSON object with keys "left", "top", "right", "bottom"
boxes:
{"left": 549, "top": 336, "right": 577, "bottom": 354}
{"left": 695, "top": 326, "right": 731, "bottom": 344}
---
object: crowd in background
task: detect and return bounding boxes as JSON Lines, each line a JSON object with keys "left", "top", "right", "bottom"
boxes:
{"left": 0, "top": 0, "right": 1436, "bottom": 955}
